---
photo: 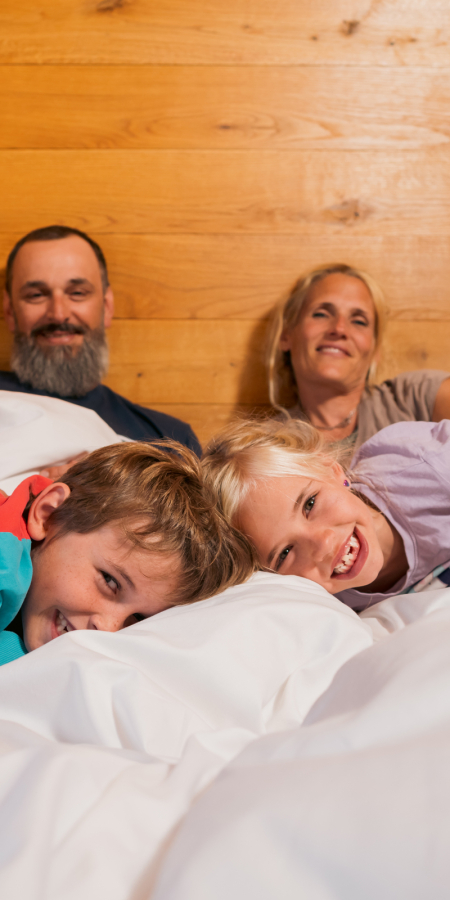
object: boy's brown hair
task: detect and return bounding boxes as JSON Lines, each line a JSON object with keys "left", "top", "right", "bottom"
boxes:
{"left": 41, "top": 440, "right": 256, "bottom": 604}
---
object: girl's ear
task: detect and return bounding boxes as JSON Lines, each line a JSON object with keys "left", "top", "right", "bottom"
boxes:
{"left": 329, "top": 460, "right": 347, "bottom": 483}
{"left": 27, "top": 482, "right": 71, "bottom": 541}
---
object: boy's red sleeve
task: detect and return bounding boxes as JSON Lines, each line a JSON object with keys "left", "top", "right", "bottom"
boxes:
{"left": 0, "top": 475, "right": 53, "bottom": 540}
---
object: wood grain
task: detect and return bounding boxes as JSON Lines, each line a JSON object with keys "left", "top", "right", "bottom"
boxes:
{"left": 2, "top": 233, "right": 449, "bottom": 322}
{"left": 0, "top": 0, "right": 448, "bottom": 65}
{"left": 1, "top": 149, "right": 450, "bottom": 236}
{"left": 2, "top": 66, "right": 450, "bottom": 150}
{"left": 1, "top": 318, "right": 447, "bottom": 405}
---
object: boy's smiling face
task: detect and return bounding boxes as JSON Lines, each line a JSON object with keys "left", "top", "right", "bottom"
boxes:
{"left": 22, "top": 524, "right": 180, "bottom": 651}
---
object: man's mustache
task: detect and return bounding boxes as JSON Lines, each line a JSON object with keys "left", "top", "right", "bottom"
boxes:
{"left": 31, "top": 321, "right": 88, "bottom": 338}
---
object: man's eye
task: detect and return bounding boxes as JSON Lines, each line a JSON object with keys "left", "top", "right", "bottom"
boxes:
{"left": 276, "top": 546, "right": 292, "bottom": 571}
{"left": 101, "top": 571, "right": 119, "bottom": 592}
{"left": 304, "top": 494, "right": 317, "bottom": 514}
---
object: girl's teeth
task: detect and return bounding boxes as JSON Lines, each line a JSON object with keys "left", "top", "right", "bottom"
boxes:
{"left": 333, "top": 533, "right": 360, "bottom": 575}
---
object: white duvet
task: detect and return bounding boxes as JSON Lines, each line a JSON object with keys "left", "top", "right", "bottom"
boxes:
{"left": 0, "top": 576, "right": 449, "bottom": 899}
{"left": 0, "top": 392, "right": 449, "bottom": 898}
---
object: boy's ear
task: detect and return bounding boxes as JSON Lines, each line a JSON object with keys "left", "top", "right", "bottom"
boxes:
{"left": 27, "top": 482, "right": 71, "bottom": 541}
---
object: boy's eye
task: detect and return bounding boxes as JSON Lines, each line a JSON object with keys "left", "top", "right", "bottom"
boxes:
{"left": 304, "top": 494, "right": 317, "bottom": 515}
{"left": 101, "top": 570, "right": 119, "bottom": 592}
{"left": 276, "top": 546, "right": 292, "bottom": 571}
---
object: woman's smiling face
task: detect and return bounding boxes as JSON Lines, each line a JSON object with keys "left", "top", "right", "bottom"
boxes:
{"left": 280, "top": 273, "right": 377, "bottom": 391}
{"left": 238, "top": 466, "right": 385, "bottom": 594}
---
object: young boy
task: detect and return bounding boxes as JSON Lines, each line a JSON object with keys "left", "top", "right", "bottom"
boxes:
{"left": 0, "top": 441, "right": 255, "bottom": 665}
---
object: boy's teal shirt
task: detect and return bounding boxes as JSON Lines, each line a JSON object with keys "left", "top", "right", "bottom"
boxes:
{"left": 0, "top": 475, "right": 52, "bottom": 666}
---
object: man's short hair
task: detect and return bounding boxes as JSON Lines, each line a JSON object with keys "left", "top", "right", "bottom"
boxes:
{"left": 35, "top": 440, "right": 256, "bottom": 605}
{"left": 5, "top": 225, "right": 109, "bottom": 294}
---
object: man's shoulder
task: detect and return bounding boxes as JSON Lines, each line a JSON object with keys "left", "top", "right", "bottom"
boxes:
{"left": 0, "top": 372, "right": 28, "bottom": 392}
{"left": 86, "top": 386, "right": 202, "bottom": 455}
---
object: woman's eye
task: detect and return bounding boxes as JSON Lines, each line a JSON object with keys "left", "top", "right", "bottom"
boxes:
{"left": 311, "top": 310, "right": 327, "bottom": 318}
{"left": 276, "top": 546, "right": 292, "bottom": 570}
{"left": 101, "top": 571, "right": 119, "bottom": 593}
{"left": 304, "top": 494, "right": 316, "bottom": 514}
{"left": 353, "top": 318, "right": 368, "bottom": 326}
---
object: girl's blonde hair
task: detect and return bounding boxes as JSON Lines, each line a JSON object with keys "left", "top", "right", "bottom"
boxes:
{"left": 202, "top": 417, "right": 340, "bottom": 525}
{"left": 267, "top": 263, "right": 387, "bottom": 411}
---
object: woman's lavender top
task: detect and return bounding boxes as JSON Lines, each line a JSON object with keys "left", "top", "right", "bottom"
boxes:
{"left": 336, "top": 419, "right": 450, "bottom": 611}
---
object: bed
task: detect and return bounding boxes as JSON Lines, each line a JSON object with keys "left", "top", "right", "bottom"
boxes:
{"left": 0, "top": 392, "right": 449, "bottom": 898}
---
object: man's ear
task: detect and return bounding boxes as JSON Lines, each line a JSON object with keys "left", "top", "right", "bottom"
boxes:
{"left": 103, "top": 286, "right": 114, "bottom": 329}
{"left": 3, "top": 290, "right": 17, "bottom": 334}
{"left": 27, "top": 482, "right": 71, "bottom": 541}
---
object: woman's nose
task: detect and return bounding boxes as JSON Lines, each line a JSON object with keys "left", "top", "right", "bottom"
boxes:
{"left": 326, "top": 315, "right": 347, "bottom": 337}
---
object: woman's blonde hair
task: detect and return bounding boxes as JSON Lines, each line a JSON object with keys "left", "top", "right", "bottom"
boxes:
{"left": 267, "top": 263, "right": 387, "bottom": 411}
{"left": 202, "top": 417, "right": 340, "bottom": 525}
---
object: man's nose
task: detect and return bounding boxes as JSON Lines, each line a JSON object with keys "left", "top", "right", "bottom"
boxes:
{"left": 46, "top": 289, "right": 72, "bottom": 322}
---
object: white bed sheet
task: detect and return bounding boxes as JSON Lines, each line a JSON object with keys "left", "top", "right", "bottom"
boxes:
{"left": 152, "top": 588, "right": 450, "bottom": 900}
{"left": 0, "top": 572, "right": 373, "bottom": 899}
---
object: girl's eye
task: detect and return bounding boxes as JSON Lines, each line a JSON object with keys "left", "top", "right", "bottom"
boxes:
{"left": 304, "top": 494, "right": 317, "bottom": 515}
{"left": 101, "top": 571, "right": 119, "bottom": 593}
{"left": 276, "top": 546, "right": 292, "bottom": 571}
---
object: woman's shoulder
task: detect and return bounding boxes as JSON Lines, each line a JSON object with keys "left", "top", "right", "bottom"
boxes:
{"left": 369, "top": 369, "right": 449, "bottom": 401}
{"left": 356, "top": 369, "right": 449, "bottom": 446}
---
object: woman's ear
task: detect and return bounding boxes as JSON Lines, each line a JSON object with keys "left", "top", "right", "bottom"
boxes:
{"left": 27, "top": 482, "right": 71, "bottom": 541}
{"left": 279, "top": 328, "right": 292, "bottom": 352}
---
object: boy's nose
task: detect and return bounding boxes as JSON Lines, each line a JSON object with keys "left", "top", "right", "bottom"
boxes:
{"left": 88, "top": 613, "right": 124, "bottom": 633}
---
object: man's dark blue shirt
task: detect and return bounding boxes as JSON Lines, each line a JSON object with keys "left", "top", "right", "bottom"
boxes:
{"left": 0, "top": 372, "right": 201, "bottom": 456}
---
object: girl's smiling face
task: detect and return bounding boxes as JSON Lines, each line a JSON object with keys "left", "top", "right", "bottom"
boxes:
{"left": 238, "top": 465, "right": 386, "bottom": 594}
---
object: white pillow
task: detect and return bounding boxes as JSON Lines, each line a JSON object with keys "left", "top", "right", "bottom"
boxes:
{"left": 0, "top": 390, "right": 124, "bottom": 492}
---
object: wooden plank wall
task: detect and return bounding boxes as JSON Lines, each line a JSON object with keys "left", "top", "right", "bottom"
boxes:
{"left": 0, "top": 0, "right": 449, "bottom": 445}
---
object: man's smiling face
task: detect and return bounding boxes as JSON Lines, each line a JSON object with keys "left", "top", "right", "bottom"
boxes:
{"left": 4, "top": 234, "right": 114, "bottom": 351}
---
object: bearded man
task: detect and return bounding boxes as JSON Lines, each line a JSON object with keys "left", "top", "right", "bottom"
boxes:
{"left": 1, "top": 226, "right": 201, "bottom": 457}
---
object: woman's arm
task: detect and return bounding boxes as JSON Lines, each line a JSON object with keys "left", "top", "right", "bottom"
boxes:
{"left": 432, "top": 377, "right": 450, "bottom": 421}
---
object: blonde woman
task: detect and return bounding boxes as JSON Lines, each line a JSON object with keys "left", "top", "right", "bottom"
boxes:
{"left": 267, "top": 263, "right": 450, "bottom": 455}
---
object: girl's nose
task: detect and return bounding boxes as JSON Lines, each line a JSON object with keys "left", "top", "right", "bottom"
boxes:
{"left": 309, "top": 528, "right": 336, "bottom": 565}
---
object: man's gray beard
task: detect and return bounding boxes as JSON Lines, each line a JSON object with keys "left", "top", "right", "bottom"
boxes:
{"left": 11, "top": 327, "right": 109, "bottom": 398}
